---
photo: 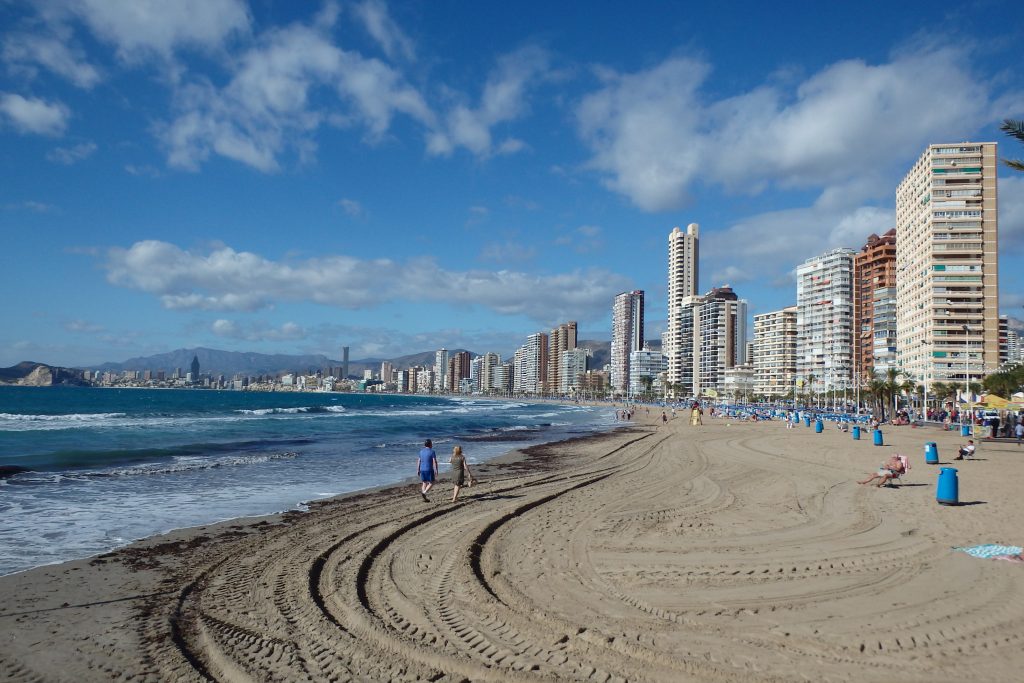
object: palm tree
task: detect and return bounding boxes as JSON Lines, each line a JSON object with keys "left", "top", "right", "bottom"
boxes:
{"left": 1001, "top": 119, "right": 1024, "bottom": 171}
{"left": 639, "top": 375, "right": 654, "bottom": 398}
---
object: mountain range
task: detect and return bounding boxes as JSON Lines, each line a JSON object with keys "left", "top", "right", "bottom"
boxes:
{"left": 83, "top": 340, "right": 627, "bottom": 378}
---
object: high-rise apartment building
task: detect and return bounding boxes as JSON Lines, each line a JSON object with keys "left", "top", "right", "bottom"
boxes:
{"left": 1006, "top": 329, "right": 1020, "bottom": 364}
{"left": 896, "top": 142, "right": 999, "bottom": 394}
{"left": 479, "top": 352, "right": 500, "bottom": 393}
{"left": 628, "top": 347, "right": 666, "bottom": 396}
{"left": 546, "top": 321, "right": 578, "bottom": 393}
{"left": 611, "top": 290, "right": 644, "bottom": 393}
{"left": 666, "top": 224, "right": 699, "bottom": 385}
{"left": 434, "top": 348, "right": 449, "bottom": 391}
{"left": 671, "top": 295, "right": 702, "bottom": 397}
{"left": 999, "top": 315, "right": 1010, "bottom": 366}
{"left": 796, "top": 248, "right": 856, "bottom": 391}
{"left": 559, "top": 348, "right": 589, "bottom": 394}
{"left": 853, "top": 230, "right": 897, "bottom": 381}
{"left": 513, "top": 333, "right": 548, "bottom": 394}
{"left": 447, "top": 351, "right": 471, "bottom": 391}
{"left": 753, "top": 306, "right": 797, "bottom": 397}
{"left": 693, "top": 286, "right": 748, "bottom": 396}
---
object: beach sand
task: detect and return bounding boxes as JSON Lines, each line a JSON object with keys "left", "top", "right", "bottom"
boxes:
{"left": 2, "top": 414, "right": 1024, "bottom": 682}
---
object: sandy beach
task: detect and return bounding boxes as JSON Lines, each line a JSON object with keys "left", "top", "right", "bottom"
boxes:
{"left": 2, "top": 413, "right": 1024, "bottom": 682}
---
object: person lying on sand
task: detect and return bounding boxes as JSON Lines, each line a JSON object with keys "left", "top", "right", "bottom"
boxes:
{"left": 858, "top": 454, "right": 907, "bottom": 488}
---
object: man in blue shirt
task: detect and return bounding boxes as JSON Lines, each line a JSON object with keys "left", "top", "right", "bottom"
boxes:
{"left": 417, "top": 439, "right": 438, "bottom": 501}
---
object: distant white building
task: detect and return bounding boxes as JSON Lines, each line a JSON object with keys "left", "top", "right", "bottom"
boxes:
{"left": 796, "top": 248, "right": 855, "bottom": 392}
{"left": 628, "top": 347, "right": 665, "bottom": 396}
{"left": 559, "top": 348, "right": 589, "bottom": 394}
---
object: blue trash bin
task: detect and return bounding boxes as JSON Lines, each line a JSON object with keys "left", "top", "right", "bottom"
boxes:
{"left": 925, "top": 442, "right": 939, "bottom": 465}
{"left": 937, "top": 467, "right": 959, "bottom": 505}
{"left": 852, "top": 425, "right": 860, "bottom": 440}
{"left": 873, "top": 429, "right": 883, "bottom": 446}
{"left": 960, "top": 424, "right": 971, "bottom": 437}
{"left": 815, "top": 419, "right": 823, "bottom": 433}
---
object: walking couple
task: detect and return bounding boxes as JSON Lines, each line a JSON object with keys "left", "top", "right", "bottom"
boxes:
{"left": 417, "top": 439, "right": 476, "bottom": 503}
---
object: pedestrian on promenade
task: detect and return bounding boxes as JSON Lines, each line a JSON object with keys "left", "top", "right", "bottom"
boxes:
{"left": 1015, "top": 421, "right": 1023, "bottom": 447}
{"left": 417, "top": 439, "right": 438, "bottom": 501}
{"left": 449, "top": 445, "right": 475, "bottom": 503}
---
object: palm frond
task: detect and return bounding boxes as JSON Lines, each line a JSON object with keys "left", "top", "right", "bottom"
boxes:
{"left": 1004, "top": 158, "right": 1024, "bottom": 171}
{"left": 1001, "top": 119, "right": 1024, "bottom": 142}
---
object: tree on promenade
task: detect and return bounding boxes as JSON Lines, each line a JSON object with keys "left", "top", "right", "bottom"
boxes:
{"left": 1001, "top": 119, "right": 1024, "bottom": 171}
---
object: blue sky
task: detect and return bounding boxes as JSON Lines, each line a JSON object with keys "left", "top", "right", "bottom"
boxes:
{"left": 1, "top": 0, "right": 1023, "bottom": 367}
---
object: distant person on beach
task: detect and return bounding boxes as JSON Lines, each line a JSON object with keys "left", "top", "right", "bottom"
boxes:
{"left": 955, "top": 439, "right": 976, "bottom": 460}
{"left": 417, "top": 439, "right": 438, "bottom": 501}
{"left": 858, "top": 454, "right": 907, "bottom": 487}
{"left": 1016, "top": 422, "right": 1023, "bottom": 446}
{"left": 449, "top": 445, "right": 475, "bottom": 503}
{"left": 661, "top": 411, "right": 667, "bottom": 423}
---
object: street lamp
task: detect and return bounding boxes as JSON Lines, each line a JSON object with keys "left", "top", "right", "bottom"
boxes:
{"left": 962, "top": 323, "right": 971, "bottom": 432}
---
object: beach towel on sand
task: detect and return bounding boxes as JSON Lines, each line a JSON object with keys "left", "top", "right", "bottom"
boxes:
{"left": 954, "top": 544, "right": 1023, "bottom": 559}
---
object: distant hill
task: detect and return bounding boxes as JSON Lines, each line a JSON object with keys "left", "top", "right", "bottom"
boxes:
{"left": 90, "top": 347, "right": 478, "bottom": 378}
{"left": 577, "top": 338, "right": 660, "bottom": 371}
{"left": 0, "top": 362, "right": 87, "bottom": 386}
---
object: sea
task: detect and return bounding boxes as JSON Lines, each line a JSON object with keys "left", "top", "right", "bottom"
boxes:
{"left": 0, "top": 386, "right": 616, "bottom": 576}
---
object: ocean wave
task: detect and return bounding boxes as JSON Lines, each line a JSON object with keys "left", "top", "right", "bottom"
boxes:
{"left": 0, "top": 412, "right": 126, "bottom": 422}
{"left": 235, "top": 406, "right": 346, "bottom": 415}
{"left": 98, "top": 451, "right": 300, "bottom": 478}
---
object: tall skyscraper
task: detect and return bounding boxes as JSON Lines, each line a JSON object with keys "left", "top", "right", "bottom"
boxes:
{"left": 546, "top": 321, "right": 578, "bottom": 393}
{"left": 753, "top": 306, "right": 798, "bottom": 398}
{"left": 447, "top": 351, "right": 471, "bottom": 392}
{"left": 342, "top": 346, "right": 349, "bottom": 379}
{"left": 853, "top": 229, "right": 897, "bottom": 381}
{"left": 666, "top": 223, "right": 699, "bottom": 385}
{"left": 896, "top": 142, "right": 999, "bottom": 395}
{"left": 479, "top": 352, "right": 500, "bottom": 393}
{"left": 190, "top": 354, "right": 200, "bottom": 382}
{"left": 796, "top": 248, "right": 856, "bottom": 391}
{"left": 434, "top": 348, "right": 449, "bottom": 391}
{"left": 692, "top": 286, "right": 748, "bottom": 396}
{"left": 559, "top": 348, "right": 589, "bottom": 394}
{"left": 611, "top": 290, "right": 644, "bottom": 393}
{"left": 514, "top": 333, "right": 548, "bottom": 394}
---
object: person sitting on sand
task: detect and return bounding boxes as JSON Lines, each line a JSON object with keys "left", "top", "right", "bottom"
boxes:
{"left": 417, "top": 439, "right": 438, "bottom": 502}
{"left": 858, "top": 454, "right": 907, "bottom": 487}
{"left": 955, "top": 439, "right": 976, "bottom": 460}
{"left": 449, "top": 445, "right": 475, "bottom": 503}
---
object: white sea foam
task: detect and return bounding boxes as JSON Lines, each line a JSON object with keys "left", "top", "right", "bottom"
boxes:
{"left": 100, "top": 451, "right": 299, "bottom": 477}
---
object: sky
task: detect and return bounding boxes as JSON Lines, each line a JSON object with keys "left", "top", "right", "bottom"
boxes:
{"left": 1, "top": 0, "right": 1023, "bottom": 367}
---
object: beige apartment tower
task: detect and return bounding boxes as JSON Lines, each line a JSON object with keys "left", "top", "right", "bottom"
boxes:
{"left": 753, "top": 306, "right": 798, "bottom": 397}
{"left": 666, "top": 224, "right": 699, "bottom": 385}
{"left": 895, "top": 143, "right": 999, "bottom": 396}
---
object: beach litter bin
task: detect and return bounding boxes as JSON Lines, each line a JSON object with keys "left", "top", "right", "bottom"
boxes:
{"left": 960, "top": 424, "right": 971, "bottom": 437}
{"left": 873, "top": 429, "right": 884, "bottom": 446}
{"left": 815, "top": 419, "right": 823, "bottom": 433}
{"left": 937, "top": 467, "right": 959, "bottom": 505}
{"left": 925, "top": 442, "right": 939, "bottom": 465}
{"left": 852, "top": 425, "right": 860, "bottom": 440}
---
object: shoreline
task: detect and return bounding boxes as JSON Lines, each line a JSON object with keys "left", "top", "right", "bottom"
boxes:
{"left": 4, "top": 414, "right": 1023, "bottom": 681}
{"left": 0, "top": 394, "right": 617, "bottom": 577}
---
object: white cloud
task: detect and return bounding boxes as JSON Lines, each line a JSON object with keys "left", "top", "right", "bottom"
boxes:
{"left": 338, "top": 198, "right": 365, "bottom": 216}
{"left": 575, "top": 45, "right": 1007, "bottom": 211}
{"left": 47, "top": 141, "right": 97, "bottom": 164}
{"left": 352, "top": 0, "right": 414, "bottom": 61}
{"left": 428, "top": 46, "right": 551, "bottom": 157}
{"left": 479, "top": 241, "right": 536, "bottom": 263}
{"left": 57, "top": 0, "right": 251, "bottom": 62}
{"left": 102, "top": 240, "right": 630, "bottom": 325}
{"left": 2, "top": 32, "right": 101, "bottom": 88}
{"left": 701, "top": 201, "right": 895, "bottom": 290}
{"left": 160, "top": 11, "right": 433, "bottom": 171}
{"left": 0, "top": 92, "right": 69, "bottom": 136}
{"left": 211, "top": 319, "right": 306, "bottom": 341}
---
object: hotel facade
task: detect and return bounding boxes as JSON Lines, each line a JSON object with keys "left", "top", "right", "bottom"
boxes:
{"left": 753, "top": 306, "right": 798, "bottom": 397}
{"left": 611, "top": 290, "right": 645, "bottom": 393}
{"left": 853, "top": 229, "right": 897, "bottom": 381}
{"left": 796, "top": 248, "right": 856, "bottom": 391}
{"left": 895, "top": 142, "right": 999, "bottom": 395}
{"left": 665, "top": 224, "right": 699, "bottom": 386}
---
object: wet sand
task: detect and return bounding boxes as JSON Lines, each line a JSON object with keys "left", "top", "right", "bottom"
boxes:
{"left": 2, "top": 414, "right": 1024, "bottom": 682}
